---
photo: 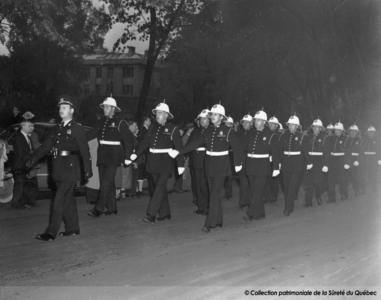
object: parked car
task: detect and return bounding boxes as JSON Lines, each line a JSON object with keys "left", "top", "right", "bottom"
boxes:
{"left": 0, "top": 122, "right": 92, "bottom": 191}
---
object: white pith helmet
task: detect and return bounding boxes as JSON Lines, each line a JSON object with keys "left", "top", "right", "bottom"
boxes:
{"left": 310, "top": 118, "right": 324, "bottom": 129}
{"left": 152, "top": 101, "right": 174, "bottom": 119}
{"left": 197, "top": 109, "right": 210, "bottom": 119}
{"left": 225, "top": 116, "right": 234, "bottom": 124}
{"left": 366, "top": 126, "right": 376, "bottom": 133}
{"left": 253, "top": 110, "right": 268, "bottom": 122}
{"left": 326, "top": 123, "right": 334, "bottom": 130}
{"left": 286, "top": 115, "right": 301, "bottom": 127}
{"left": 208, "top": 104, "right": 227, "bottom": 121}
{"left": 334, "top": 122, "right": 345, "bottom": 131}
{"left": 240, "top": 113, "right": 253, "bottom": 124}
{"left": 279, "top": 123, "right": 284, "bottom": 130}
{"left": 348, "top": 125, "right": 359, "bottom": 132}
{"left": 100, "top": 97, "right": 121, "bottom": 112}
{"left": 268, "top": 116, "right": 280, "bottom": 126}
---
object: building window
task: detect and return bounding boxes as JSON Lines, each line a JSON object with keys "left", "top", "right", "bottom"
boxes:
{"left": 96, "top": 68, "right": 102, "bottom": 78}
{"left": 96, "top": 84, "right": 102, "bottom": 94}
{"left": 123, "top": 67, "right": 134, "bottom": 78}
{"left": 122, "top": 85, "right": 133, "bottom": 95}
{"left": 108, "top": 84, "right": 113, "bottom": 95}
{"left": 107, "top": 67, "right": 113, "bottom": 78}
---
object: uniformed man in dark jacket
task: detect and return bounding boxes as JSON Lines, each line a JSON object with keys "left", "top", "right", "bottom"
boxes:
{"left": 236, "top": 113, "right": 253, "bottom": 209}
{"left": 131, "top": 102, "right": 184, "bottom": 224}
{"left": 347, "top": 125, "right": 363, "bottom": 196}
{"left": 303, "top": 119, "right": 329, "bottom": 207}
{"left": 324, "top": 122, "right": 351, "bottom": 203}
{"left": 279, "top": 115, "right": 312, "bottom": 216}
{"left": 186, "top": 109, "right": 210, "bottom": 215}
{"left": 244, "top": 110, "right": 280, "bottom": 222}
{"left": 169, "top": 104, "right": 243, "bottom": 233}
{"left": 361, "top": 126, "right": 381, "bottom": 193}
{"left": 30, "top": 96, "right": 92, "bottom": 241}
{"left": 87, "top": 97, "right": 135, "bottom": 217}
{"left": 263, "top": 116, "right": 282, "bottom": 203}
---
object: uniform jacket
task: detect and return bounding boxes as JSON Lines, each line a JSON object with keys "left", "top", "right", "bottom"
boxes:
{"left": 179, "top": 124, "right": 243, "bottom": 177}
{"left": 361, "top": 137, "right": 381, "bottom": 161}
{"left": 305, "top": 132, "right": 330, "bottom": 169}
{"left": 33, "top": 120, "right": 91, "bottom": 182}
{"left": 138, "top": 125, "right": 149, "bottom": 142}
{"left": 245, "top": 127, "right": 279, "bottom": 176}
{"left": 325, "top": 134, "right": 351, "bottom": 167}
{"left": 347, "top": 137, "right": 363, "bottom": 164}
{"left": 88, "top": 115, "right": 134, "bottom": 166}
{"left": 186, "top": 126, "right": 209, "bottom": 169}
{"left": 279, "top": 130, "right": 310, "bottom": 172}
{"left": 12, "top": 131, "right": 33, "bottom": 176}
{"left": 135, "top": 122, "right": 184, "bottom": 173}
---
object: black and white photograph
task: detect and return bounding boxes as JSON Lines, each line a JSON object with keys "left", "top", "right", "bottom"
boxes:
{"left": 0, "top": 0, "right": 380, "bottom": 299}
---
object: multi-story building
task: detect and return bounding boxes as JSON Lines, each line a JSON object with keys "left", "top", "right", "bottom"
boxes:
{"left": 81, "top": 46, "right": 163, "bottom": 117}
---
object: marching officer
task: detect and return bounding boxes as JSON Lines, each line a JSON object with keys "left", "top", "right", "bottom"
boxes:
{"left": 186, "top": 109, "right": 210, "bottom": 215}
{"left": 279, "top": 115, "right": 312, "bottom": 216}
{"left": 303, "top": 119, "right": 329, "bottom": 207}
{"left": 169, "top": 104, "right": 243, "bottom": 232}
{"left": 223, "top": 116, "right": 235, "bottom": 201}
{"left": 324, "top": 122, "right": 351, "bottom": 203}
{"left": 361, "top": 126, "right": 381, "bottom": 193}
{"left": 326, "top": 123, "right": 334, "bottom": 136}
{"left": 347, "top": 125, "right": 363, "bottom": 196}
{"left": 131, "top": 102, "right": 184, "bottom": 224}
{"left": 236, "top": 113, "right": 253, "bottom": 209}
{"left": 263, "top": 116, "right": 282, "bottom": 203}
{"left": 30, "top": 96, "right": 92, "bottom": 241}
{"left": 243, "top": 110, "right": 280, "bottom": 222}
{"left": 87, "top": 97, "right": 135, "bottom": 217}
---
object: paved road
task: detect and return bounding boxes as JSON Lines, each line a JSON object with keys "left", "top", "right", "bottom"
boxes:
{"left": 1, "top": 183, "right": 380, "bottom": 300}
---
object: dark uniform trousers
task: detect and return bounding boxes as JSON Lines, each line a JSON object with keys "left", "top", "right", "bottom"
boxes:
{"left": 282, "top": 171, "right": 299, "bottom": 213}
{"left": 351, "top": 165, "right": 362, "bottom": 194}
{"left": 303, "top": 168, "right": 323, "bottom": 206}
{"left": 190, "top": 166, "right": 197, "bottom": 203}
{"left": 238, "top": 160, "right": 251, "bottom": 207}
{"left": 247, "top": 175, "right": 267, "bottom": 218}
{"left": 194, "top": 168, "right": 209, "bottom": 213}
{"left": 32, "top": 120, "right": 91, "bottom": 237}
{"left": 263, "top": 170, "right": 279, "bottom": 203}
{"left": 326, "top": 135, "right": 350, "bottom": 201}
{"left": 95, "top": 165, "right": 118, "bottom": 212}
{"left": 206, "top": 176, "right": 225, "bottom": 227}
{"left": 148, "top": 172, "right": 171, "bottom": 217}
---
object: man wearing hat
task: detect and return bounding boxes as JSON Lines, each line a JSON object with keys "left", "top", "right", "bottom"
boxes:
{"left": 131, "top": 101, "right": 185, "bottom": 224}
{"left": 236, "top": 113, "right": 253, "bottom": 209}
{"left": 87, "top": 97, "right": 135, "bottom": 217}
{"left": 361, "top": 126, "right": 381, "bottom": 193}
{"left": 347, "top": 125, "right": 363, "bottom": 196}
{"left": 28, "top": 96, "right": 92, "bottom": 241}
{"left": 243, "top": 110, "right": 280, "bottom": 221}
{"left": 324, "top": 122, "right": 351, "bottom": 203}
{"left": 326, "top": 123, "right": 334, "bottom": 136}
{"left": 186, "top": 109, "right": 210, "bottom": 215}
{"left": 263, "top": 116, "right": 282, "bottom": 204}
{"left": 223, "top": 116, "right": 235, "bottom": 201}
{"left": 278, "top": 115, "right": 312, "bottom": 216}
{"left": 169, "top": 104, "right": 243, "bottom": 232}
{"left": 302, "top": 119, "right": 329, "bottom": 207}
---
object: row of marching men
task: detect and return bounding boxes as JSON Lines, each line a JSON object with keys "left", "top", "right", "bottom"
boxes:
{"left": 128, "top": 101, "right": 381, "bottom": 232}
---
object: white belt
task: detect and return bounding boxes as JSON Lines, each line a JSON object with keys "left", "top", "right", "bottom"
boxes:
{"left": 351, "top": 153, "right": 359, "bottom": 156}
{"left": 247, "top": 153, "right": 270, "bottom": 158}
{"left": 100, "top": 140, "right": 121, "bottom": 145}
{"left": 284, "top": 151, "right": 301, "bottom": 156}
{"left": 309, "top": 152, "right": 323, "bottom": 156}
{"left": 206, "top": 150, "right": 229, "bottom": 156}
{"left": 331, "top": 152, "right": 345, "bottom": 156}
{"left": 364, "top": 152, "right": 376, "bottom": 155}
{"left": 149, "top": 148, "right": 172, "bottom": 153}
{"left": 196, "top": 147, "right": 206, "bottom": 151}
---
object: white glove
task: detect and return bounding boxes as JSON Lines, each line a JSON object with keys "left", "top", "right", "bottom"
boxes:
{"left": 130, "top": 154, "right": 137, "bottom": 161}
{"left": 168, "top": 149, "right": 179, "bottom": 159}
{"left": 322, "top": 166, "right": 328, "bottom": 172}
{"left": 235, "top": 165, "right": 242, "bottom": 173}
{"left": 279, "top": 163, "right": 281, "bottom": 170}
{"left": 125, "top": 159, "right": 132, "bottom": 166}
{"left": 306, "top": 164, "right": 313, "bottom": 170}
{"left": 378, "top": 160, "right": 381, "bottom": 166}
{"left": 353, "top": 161, "right": 359, "bottom": 167}
{"left": 344, "top": 164, "right": 350, "bottom": 169}
{"left": 272, "top": 170, "right": 280, "bottom": 177}
{"left": 269, "top": 156, "right": 272, "bottom": 162}
{"left": 178, "top": 167, "right": 185, "bottom": 175}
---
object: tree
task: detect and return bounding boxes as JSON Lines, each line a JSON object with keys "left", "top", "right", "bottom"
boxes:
{"left": 105, "top": 0, "right": 207, "bottom": 120}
